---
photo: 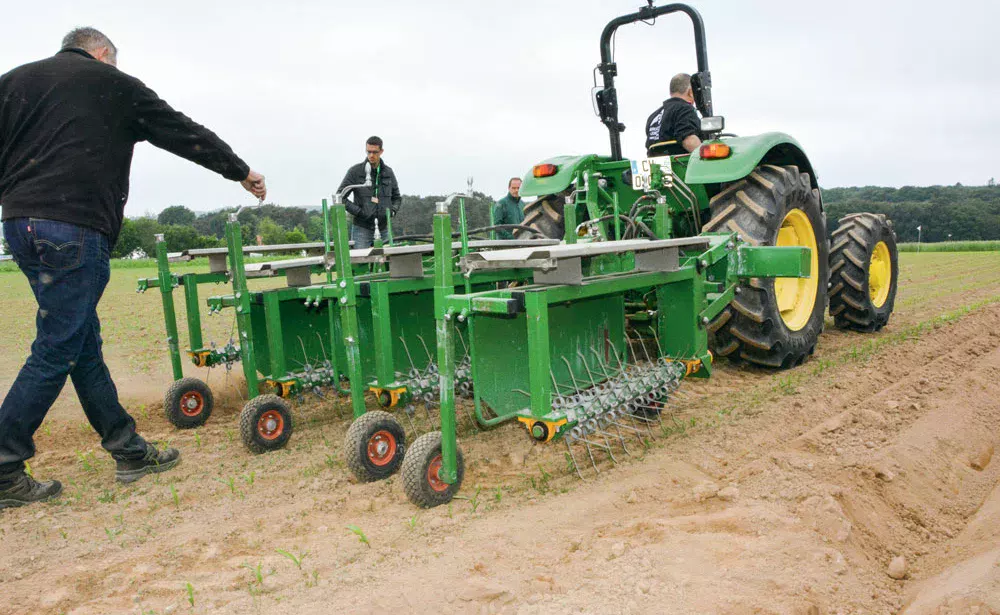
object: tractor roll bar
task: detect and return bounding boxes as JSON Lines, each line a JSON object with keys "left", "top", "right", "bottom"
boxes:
{"left": 597, "top": 3, "right": 712, "bottom": 160}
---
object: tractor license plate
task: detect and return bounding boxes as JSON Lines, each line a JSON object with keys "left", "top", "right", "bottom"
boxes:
{"left": 630, "top": 156, "right": 672, "bottom": 191}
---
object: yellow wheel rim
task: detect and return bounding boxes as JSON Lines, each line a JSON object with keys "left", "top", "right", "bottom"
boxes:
{"left": 869, "top": 241, "right": 892, "bottom": 308}
{"left": 774, "top": 209, "right": 819, "bottom": 331}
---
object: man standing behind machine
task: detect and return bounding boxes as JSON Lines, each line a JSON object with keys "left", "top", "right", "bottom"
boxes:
{"left": 644, "top": 73, "right": 703, "bottom": 156}
{"left": 493, "top": 177, "right": 525, "bottom": 240}
{"left": 337, "top": 136, "right": 402, "bottom": 248}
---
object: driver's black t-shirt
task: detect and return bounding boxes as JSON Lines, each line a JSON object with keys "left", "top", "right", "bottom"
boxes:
{"left": 644, "top": 97, "right": 702, "bottom": 156}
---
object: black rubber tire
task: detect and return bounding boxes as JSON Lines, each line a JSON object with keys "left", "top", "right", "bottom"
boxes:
{"left": 344, "top": 411, "right": 407, "bottom": 482}
{"left": 703, "top": 164, "right": 829, "bottom": 368}
{"left": 239, "top": 394, "right": 294, "bottom": 454}
{"left": 402, "top": 431, "right": 464, "bottom": 508}
{"left": 829, "top": 213, "right": 898, "bottom": 331}
{"left": 164, "top": 377, "right": 213, "bottom": 428}
{"left": 514, "top": 194, "right": 565, "bottom": 240}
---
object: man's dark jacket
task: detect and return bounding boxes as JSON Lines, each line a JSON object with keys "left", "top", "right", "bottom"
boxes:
{"left": 337, "top": 160, "right": 401, "bottom": 231}
{"left": 644, "top": 96, "right": 701, "bottom": 156}
{"left": 0, "top": 49, "right": 250, "bottom": 242}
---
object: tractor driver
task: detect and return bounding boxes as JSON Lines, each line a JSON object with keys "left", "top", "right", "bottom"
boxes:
{"left": 644, "top": 73, "right": 703, "bottom": 157}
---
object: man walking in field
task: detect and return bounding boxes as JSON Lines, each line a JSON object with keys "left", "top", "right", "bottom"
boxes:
{"left": 493, "top": 177, "right": 525, "bottom": 240}
{"left": 0, "top": 28, "right": 267, "bottom": 508}
{"left": 337, "top": 136, "right": 402, "bottom": 249}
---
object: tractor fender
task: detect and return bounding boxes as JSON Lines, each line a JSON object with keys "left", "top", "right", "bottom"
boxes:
{"left": 519, "top": 154, "right": 601, "bottom": 198}
{"left": 684, "top": 132, "right": 820, "bottom": 194}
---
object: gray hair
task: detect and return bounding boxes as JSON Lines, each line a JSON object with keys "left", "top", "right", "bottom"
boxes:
{"left": 62, "top": 27, "right": 117, "bottom": 61}
{"left": 669, "top": 73, "right": 691, "bottom": 96}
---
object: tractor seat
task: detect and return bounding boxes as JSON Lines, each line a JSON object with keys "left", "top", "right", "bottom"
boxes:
{"left": 646, "top": 140, "right": 687, "bottom": 157}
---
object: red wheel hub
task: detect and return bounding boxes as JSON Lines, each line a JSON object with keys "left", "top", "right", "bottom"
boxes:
{"left": 179, "top": 391, "right": 204, "bottom": 417}
{"left": 257, "top": 409, "right": 284, "bottom": 440}
{"left": 426, "top": 454, "right": 448, "bottom": 493}
{"left": 366, "top": 430, "right": 397, "bottom": 467}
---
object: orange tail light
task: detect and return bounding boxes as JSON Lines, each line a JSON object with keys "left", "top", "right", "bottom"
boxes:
{"left": 699, "top": 143, "right": 731, "bottom": 159}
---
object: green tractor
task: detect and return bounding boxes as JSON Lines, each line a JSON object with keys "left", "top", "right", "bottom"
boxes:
{"left": 517, "top": 2, "right": 899, "bottom": 368}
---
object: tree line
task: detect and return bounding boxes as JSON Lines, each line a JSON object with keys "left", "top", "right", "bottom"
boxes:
{"left": 823, "top": 183, "right": 1000, "bottom": 242}
{"left": 108, "top": 182, "right": 1000, "bottom": 257}
{"left": 112, "top": 194, "right": 498, "bottom": 257}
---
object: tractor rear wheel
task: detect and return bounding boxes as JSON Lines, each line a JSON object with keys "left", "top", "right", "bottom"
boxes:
{"left": 514, "top": 194, "right": 565, "bottom": 240}
{"left": 829, "top": 213, "right": 898, "bottom": 331}
{"left": 703, "top": 164, "right": 829, "bottom": 368}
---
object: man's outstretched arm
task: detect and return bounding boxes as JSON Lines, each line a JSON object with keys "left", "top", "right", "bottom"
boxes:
{"left": 128, "top": 77, "right": 266, "bottom": 199}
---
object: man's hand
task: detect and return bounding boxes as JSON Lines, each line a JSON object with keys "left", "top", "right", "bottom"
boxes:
{"left": 241, "top": 170, "right": 267, "bottom": 200}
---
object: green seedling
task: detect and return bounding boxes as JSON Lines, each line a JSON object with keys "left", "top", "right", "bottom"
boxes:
{"left": 194, "top": 430, "right": 202, "bottom": 449}
{"left": 243, "top": 471, "right": 256, "bottom": 486}
{"left": 494, "top": 486, "right": 503, "bottom": 504}
{"left": 346, "top": 525, "right": 370, "bottom": 548}
{"left": 24, "top": 461, "right": 33, "bottom": 478}
{"left": 184, "top": 582, "right": 195, "bottom": 607}
{"left": 170, "top": 483, "right": 180, "bottom": 508}
{"left": 276, "top": 548, "right": 309, "bottom": 569}
{"left": 407, "top": 516, "right": 417, "bottom": 530}
{"left": 469, "top": 486, "right": 483, "bottom": 513}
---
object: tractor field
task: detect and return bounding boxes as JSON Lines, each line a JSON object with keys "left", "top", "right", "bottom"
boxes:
{"left": 1, "top": 251, "right": 999, "bottom": 615}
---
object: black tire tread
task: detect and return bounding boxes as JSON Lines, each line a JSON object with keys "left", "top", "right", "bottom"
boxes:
{"left": 704, "top": 165, "right": 829, "bottom": 369}
{"left": 344, "top": 410, "right": 407, "bottom": 483}
{"left": 514, "top": 194, "right": 566, "bottom": 239}
{"left": 164, "top": 377, "right": 213, "bottom": 429}
{"left": 401, "top": 431, "right": 464, "bottom": 508}
{"left": 239, "top": 394, "right": 294, "bottom": 454}
{"left": 828, "top": 213, "right": 898, "bottom": 332}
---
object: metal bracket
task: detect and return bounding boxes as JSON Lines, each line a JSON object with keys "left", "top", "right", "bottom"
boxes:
{"left": 208, "top": 253, "right": 228, "bottom": 274}
{"left": 634, "top": 247, "right": 679, "bottom": 273}
{"left": 534, "top": 257, "right": 583, "bottom": 286}
{"left": 389, "top": 253, "right": 424, "bottom": 279}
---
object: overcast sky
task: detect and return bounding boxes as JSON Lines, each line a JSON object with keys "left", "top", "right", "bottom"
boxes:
{"left": 2, "top": 0, "right": 997, "bottom": 215}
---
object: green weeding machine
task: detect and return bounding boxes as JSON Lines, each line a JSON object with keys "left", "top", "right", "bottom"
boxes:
{"left": 397, "top": 2, "right": 899, "bottom": 507}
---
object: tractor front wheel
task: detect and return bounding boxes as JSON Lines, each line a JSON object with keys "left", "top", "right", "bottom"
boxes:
{"left": 704, "top": 164, "right": 829, "bottom": 368}
{"left": 164, "top": 378, "right": 213, "bottom": 428}
{"left": 345, "top": 411, "right": 406, "bottom": 482}
{"left": 402, "top": 431, "right": 464, "bottom": 508}
{"left": 239, "top": 395, "right": 294, "bottom": 453}
{"left": 829, "top": 213, "right": 898, "bottom": 331}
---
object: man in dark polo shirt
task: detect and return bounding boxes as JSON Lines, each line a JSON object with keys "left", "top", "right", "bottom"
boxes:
{"left": 644, "top": 73, "right": 703, "bottom": 157}
{"left": 493, "top": 177, "right": 525, "bottom": 240}
{"left": 0, "top": 27, "right": 267, "bottom": 508}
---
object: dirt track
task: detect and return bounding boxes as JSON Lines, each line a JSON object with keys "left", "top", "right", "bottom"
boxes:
{"left": 1, "top": 253, "right": 999, "bottom": 614}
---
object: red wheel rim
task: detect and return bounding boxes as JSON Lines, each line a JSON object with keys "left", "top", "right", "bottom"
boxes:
{"left": 426, "top": 454, "right": 448, "bottom": 493}
{"left": 179, "top": 391, "right": 204, "bottom": 417}
{"left": 257, "top": 410, "right": 284, "bottom": 441}
{"left": 366, "top": 430, "right": 397, "bottom": 467}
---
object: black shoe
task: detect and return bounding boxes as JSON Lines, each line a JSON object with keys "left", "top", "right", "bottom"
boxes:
{"left": 115, "top": 445, "right": 181, "bottom": 484}
{"left": 0, "top": 474, "right": 62, "bottom": 510}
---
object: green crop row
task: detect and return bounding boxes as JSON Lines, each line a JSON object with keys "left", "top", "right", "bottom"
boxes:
{"left": 897, "top": 240, "right": 1000, "bottom": 252}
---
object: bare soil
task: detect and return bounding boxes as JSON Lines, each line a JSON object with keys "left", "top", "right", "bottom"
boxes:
{"left": 1, "top": 252, "right": 999, "bottom": 615}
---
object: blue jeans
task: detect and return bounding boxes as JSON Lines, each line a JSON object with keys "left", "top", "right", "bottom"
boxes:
{"left": 350, "top": 224, "right": 375, "bottom": 249}
{"left": 349, "top": 223, "right": 392, "bottom": 249}
{"left": 0, "top": 218, "right": 147, "bottom": 481}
